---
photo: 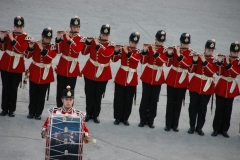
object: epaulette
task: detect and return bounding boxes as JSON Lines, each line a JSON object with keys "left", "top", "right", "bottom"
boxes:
{"left": 50, "top": 44, "right": 56, "bottom": 50}
{"left": 136, "top": 49, "right": 141, "bottom": 54}
{"left": 80, "top": 36, "right": 86, "bottom": 42}
{"left": 74, "top": 109, "right": 86, "bottom": 116}
{"left": 163, "top": 46, "right": 168, "bottom": 53}
{"left": 48, "top": 107, "right": 59, "bottom": 114}
{"left": 189, "top": 50, "right": 196, "bottom": 55}
{"left": 24, "top": 35, "right": 33, "bottom": 41}
{"left": 107, "top": 41, "right": 115, "bottom": 47}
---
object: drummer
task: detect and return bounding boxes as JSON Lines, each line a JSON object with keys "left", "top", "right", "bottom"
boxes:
{"left": 41, "top": 85, "right": 90, "bottom": 140}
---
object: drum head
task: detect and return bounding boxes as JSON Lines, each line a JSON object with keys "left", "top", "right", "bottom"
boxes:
{"left": 45, "top": 116, "right": 84, "bottom": 160}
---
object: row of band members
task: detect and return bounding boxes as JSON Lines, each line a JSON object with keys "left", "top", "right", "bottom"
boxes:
{"left": 0, "top": 16, "right": 240, "bottom": 138}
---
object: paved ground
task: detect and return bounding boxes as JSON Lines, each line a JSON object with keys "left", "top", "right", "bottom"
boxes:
{"left": 0, "top": 0, "right": 240, "bottom": 159}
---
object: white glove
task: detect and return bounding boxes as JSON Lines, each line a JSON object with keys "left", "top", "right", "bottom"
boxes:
{"left": 41, "top": 128, "right": 47, "bottom": 139}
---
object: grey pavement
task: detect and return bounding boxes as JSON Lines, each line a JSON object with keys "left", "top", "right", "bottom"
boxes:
{"left": 0, "top": 0, "right": 240, "bottom": 160}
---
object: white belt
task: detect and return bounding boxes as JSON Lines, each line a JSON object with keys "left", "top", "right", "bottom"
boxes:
{"left": 221, "top": 76, "right": 237, "bottom": 93}
{"left": 194, "top": 74, "right": 213, "bottom": 92}
{"left": 6, "top": 50, "right": 24, "bottom": 69}
{"left": 89, "top": 58, "right": 110, "bottom": 78}
{"left": 147, "top": 64, "right": 163, "bottom": 81}
{"left": 33, "top": 61, "right": 51, "bottom": 80}
{"left": 172, "top": 66, "right": 188, "bottom": 84}
{"left": 120, "top": 65, "right": 137, "bottom": 84}
{"left": 62, "top": 55, "right": 78, "bottom": 73}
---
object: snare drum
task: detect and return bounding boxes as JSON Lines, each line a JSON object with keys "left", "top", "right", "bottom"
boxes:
{"left": 45, "top": 114, "right": 85, "bottom": 160}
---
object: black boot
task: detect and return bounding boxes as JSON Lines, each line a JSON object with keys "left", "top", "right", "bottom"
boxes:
{"left": 27, "top": 114, "right": 34, "bottom": 119}
{"left": 8, "top": 111, "right": 15, "bottom": 117}
{"left": 196, "top": 129, "right": 204, "bottom": 136}
{"left": 114, "top": 119, "right": 120, "bottom": 125}
{"left": 164, "top": 126, "right": 170, "bottom": 131}
{"left": 0, "top": 110, "right": 8, "bottom": 116}
{"left": 85, "top": 115, "right": 91, "bottom": 122}
{"left": 35, "top": 115, "right": 41, "bottom": 120}
{"left": 188, "top": 127, "right": 195, "bottom": 134}
{"left": 211, "top": 131, "right": 218, "bottom": 137}
{"left": 93, "top": 117, "right": 100, "bottom": 123}
{"left": 123, "top": 120, "right": 130, "bottom": 126}
{"left": 138, "top": 121, "right": 145, "bottom": 127}
{"left": 148, "top": 123, "right": 155, "bottom": 129}
{"left": 222, "top": 131, "right": 229, "bottom": 138}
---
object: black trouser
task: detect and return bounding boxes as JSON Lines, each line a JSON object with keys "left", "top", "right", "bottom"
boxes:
{"left": 56, "top": 74, "right": 77, "bottom": 107}
{"left": 28, "top": 81, "right": 49, "bottom": 116}
{"left": 84, "top": 76, "right": 108, "bottom": 118}
{"left": 165, "top": 85, "right": 186, "bottom": 128}
{"left": 139, "top": 82, "right": 161, "bottom": 124}
{"left": 188, "top": 91, "right": 211, "bottom": 130}
{"left": 113, "top": 83, "right": 136, "bottom": 121}
{"left": 212, "top": 94, "right": 234, "bottom": 132}
{"left": 0, "top": 70, "right": 22, "bottom": 112}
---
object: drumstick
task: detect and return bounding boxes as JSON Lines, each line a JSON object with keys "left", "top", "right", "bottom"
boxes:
{"left": 85, "top": 136, "right": 97, "bottom": 143}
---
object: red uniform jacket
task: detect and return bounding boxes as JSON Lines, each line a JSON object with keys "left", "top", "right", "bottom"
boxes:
{"left": 0, "top": 33, "right": 30, "bottom": 73}
{"left": 81, "top": 40, "right": 114, "bottom": 81}
{"left": 140, "top": 46, "right": 167, "bottom": 85}
{"left": 165, "top": 48, "right": 193, "bottom": 88}
{"left": 42, "top": 107, "right": 89, "bottom": 135}
{"left": 215, "top": 58, "right": 240, "bottom": 98}
{"left": 112, "top": 48, "right": 142, "bottom": 86}
{"left": 55, "top": 34, "right": 85, "bottom": 77}
{"left": 25, "top": 44, "right": 57, "bottom": 84}
{"left": 188, "top": 57, "right": 216, "bottom": 95}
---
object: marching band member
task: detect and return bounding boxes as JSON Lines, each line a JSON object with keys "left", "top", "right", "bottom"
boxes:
{"left": 211, "top": 42, "right": 240, "bottom": 138}
{"left": 82, "top": 24, "right": 114, "bottom": 123}
{"left": 41, "top": 85, "right": 90, "bottom": 140}
{"left": 164, "top": 33, "right": 193, "bottom": 132}
{"left": 55, "top": 16, "right": 85, "bottom": 107}
{"left": 0, "top": 16, "right": 30, "bottom": 117}
{"left": 187, "top": 39, "right": 217, "bottom": 135}
{"left": 138, "top": 30, "right": 167, "bottom": 128}
{"left": 25, "top": 27, "right": 57, "bottom": 120}
{"left": 112, "top": 32, "right": 141, "bottom": 126}
{"left": 41, "top": 86, "right": 90, "bottom": 159}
